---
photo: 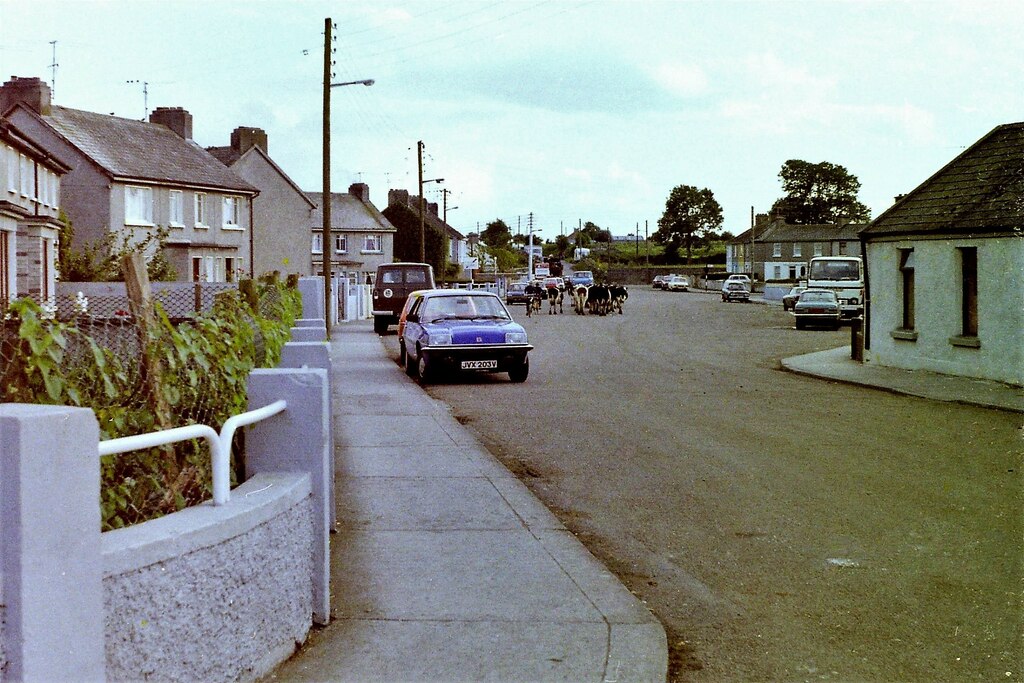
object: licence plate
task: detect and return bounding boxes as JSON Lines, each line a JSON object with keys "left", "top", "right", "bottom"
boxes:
{"left": 462, "top": 360, "right": 497, "bottom": 370}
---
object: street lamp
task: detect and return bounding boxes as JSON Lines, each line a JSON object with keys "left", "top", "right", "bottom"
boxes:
{"left": 323, "top": 19, "right": 374, "bottom": 337}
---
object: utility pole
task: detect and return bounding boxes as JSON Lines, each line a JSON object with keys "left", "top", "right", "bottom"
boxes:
{"left": 645, "top": 219, "right": 649, "bottom": 267}
{"left": 322, "top": 18, "right": 333, "bottom": 337}
{"left": 527, "top": 212, "right": 535, "bottom": 280}
{"left": 417, "top": 140, "right": 425, "bottom": 262}
{"left": 750, "top": 206, "right": 755, "bottom": 280}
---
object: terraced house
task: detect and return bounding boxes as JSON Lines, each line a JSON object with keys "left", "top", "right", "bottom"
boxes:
{"left": 0, "top": 76, "right": 258, "bottom": 283}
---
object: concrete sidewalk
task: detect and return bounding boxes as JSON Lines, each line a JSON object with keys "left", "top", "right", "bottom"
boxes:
{"left": 267, "top": 321, "right": 667, "bottom": 682}
{"left": 782, "top": 346, "right": 1023, "bottom": 413}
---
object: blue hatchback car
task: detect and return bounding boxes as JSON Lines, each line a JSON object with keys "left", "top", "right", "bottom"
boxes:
{"left": 399, "top": 290, "right": 533, "bottom": 383}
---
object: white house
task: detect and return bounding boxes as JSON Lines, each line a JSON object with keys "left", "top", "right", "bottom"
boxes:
{"left": 860, "top": 122, "right": 1024, "bottom": 386}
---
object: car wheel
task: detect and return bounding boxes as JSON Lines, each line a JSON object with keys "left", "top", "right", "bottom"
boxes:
{"left": 404, "top": 346, "right": 418, "bottom": 377}
{"left": 399, "top": 341, "right": 407, "bottom": 368}
{"left": 416, "top": 350, "right": 433, "bottom": 383}
{"left": 508, "top": 356, "right": 529, "bottom": 383}
{"left": 795, "top": 319, "right": 805, "bottom": 330}
{"left": 373, "top": 316, "right": 388, "bottom": 335}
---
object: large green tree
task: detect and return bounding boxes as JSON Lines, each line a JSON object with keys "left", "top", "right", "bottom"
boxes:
{"left": 770, "top": 160, "right": 871, "bottom": 224}
{"left": 654, "top": 185, "right": 723, "bottom": 263}
{"left": 481, "top": 219, "right": 512, "bottom": 248}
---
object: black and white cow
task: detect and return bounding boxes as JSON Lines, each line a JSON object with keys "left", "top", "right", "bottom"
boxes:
{"left": 609, "top": 284, "right": 628, "bottom": 314}
{"left": 546, "top": 284, "right": 564, "bottom": 314}
{"left": 573, "top": 285, "right": 589, "bottom": 314}
{"left": 586, "top": 283, "right": 610, "bottom": 316}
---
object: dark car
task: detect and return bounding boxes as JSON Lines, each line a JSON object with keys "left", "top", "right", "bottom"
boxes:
{"left": 400, "top": 290, "right": 533, "bottom": 383}
{"left": 782, "top": 286, "right": 807, "bottom": 311}
{"left": 505, "top": 282, "right": 531, "bottom": 305}
{"left": 372, "top": 263, "right": 435, "bottom": 334}
{"left": 793, "top": 288, "right": 842, "bottom": 329}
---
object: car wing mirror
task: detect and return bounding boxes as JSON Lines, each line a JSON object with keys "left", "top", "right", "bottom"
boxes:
{"left": 406, "top": 313, "right": 419, "bottom": 323}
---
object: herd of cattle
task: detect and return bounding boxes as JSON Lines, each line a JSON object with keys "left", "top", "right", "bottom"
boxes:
{"left": 522, "top": 282, "right": 628, "bottom": 317}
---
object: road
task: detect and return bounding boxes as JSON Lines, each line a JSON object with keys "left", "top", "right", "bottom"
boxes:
{"left": 380, "top": 287, "right": 1022, "bottom": 682}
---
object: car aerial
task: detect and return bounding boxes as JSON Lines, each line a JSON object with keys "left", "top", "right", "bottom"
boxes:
{"left": 372, "top": 262, "right": 436, "bottom": 334}
{"left": 782, "top": 286, "right": 807, "bottom": 311}
{"left": 665, "top": 275, "right": 690, "bottom": 292}
{"left": 505, "top": 282, "right": 531, "bottom": 305}
{"left": 569, "top": 270, "right": 594, "bottom": 287}
{"left": 721, "top": 281, "right": 751, "bottom": 302}
{"left": 400, "top": 290, "right": 533, "bottom": 383}
{"left": 652, "top": 275, "right": 670, "bottom": 289}
{"left": 792, "top": 288, "right": 842, "bottom": 330}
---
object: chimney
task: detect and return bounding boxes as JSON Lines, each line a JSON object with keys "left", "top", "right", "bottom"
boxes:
{"left": 428, "top": 202, "right": 439, "bottom": 217}
{"left": 150, "top": 106, "right": 193, "bottom": 140}
{"left": 0, "top": 76, "right": 51, "bottom": 115}
{"left": 349, "top": 183, "right": 370, "bottom": 202}
{"left": 388, "top": 189, "right": 410, "bottom": 207}
{"left": 230, "top": 126, "right": 267, "bottom": 153}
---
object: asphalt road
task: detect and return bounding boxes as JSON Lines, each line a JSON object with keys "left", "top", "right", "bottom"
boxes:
{"left": 379, "top": 287, "right": 1022, "bottom": 682}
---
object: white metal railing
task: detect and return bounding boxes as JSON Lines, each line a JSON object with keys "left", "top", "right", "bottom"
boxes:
{"left": 97, "top": 400, "right": 287, "bottom": 505}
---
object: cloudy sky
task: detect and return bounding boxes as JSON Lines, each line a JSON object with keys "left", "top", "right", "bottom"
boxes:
{"left": 2, "top": 0, "right": 1022, "bottom": 240}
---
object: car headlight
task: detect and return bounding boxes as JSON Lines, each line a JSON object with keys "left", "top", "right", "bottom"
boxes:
{"left": 427, "top": 331, "right": 452, "bottom": 346}
{"left": 505, "top": 331, "right": 527, "bottom": 344}
{"left": 849, "top": 297, "right": 859, "bottom": 305}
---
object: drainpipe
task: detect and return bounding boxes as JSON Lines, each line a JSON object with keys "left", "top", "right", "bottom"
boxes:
{"left": 249, "top": 194, "right": 255, "bottom": 278}
{"left": 860, "top": 233, "right": 870, "bottom": 350}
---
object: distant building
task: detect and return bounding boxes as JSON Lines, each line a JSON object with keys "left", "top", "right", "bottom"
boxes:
{"left": 307, "top": 184, "right": 396, "bottom": 284}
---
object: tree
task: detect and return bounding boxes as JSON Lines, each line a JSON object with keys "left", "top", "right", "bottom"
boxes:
{"left": 654, "top": 185, "right": 723, "bottom": 263}
{"left": 770, "top": 160, "right": 871, "bottom": 224}
{"left": 554, "top": 234, "right": 571, "bottom": 258}
{"left": 481, "top": 219, "right": 512, "bottom": 249}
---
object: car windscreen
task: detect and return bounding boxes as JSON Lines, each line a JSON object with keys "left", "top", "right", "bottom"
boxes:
{"left": 800, "top": 291, "right": 835, "bottom": 302}
{"left": 809, "top": 261, "right": 860, "bottom": 281}
{"left": 421, "top": 295, "right": 510, "bottom": 321}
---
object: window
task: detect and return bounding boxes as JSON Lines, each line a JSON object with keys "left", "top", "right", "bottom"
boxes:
{"left": 773, "top": 243, "right": 782, "bottom": 257}
{"left": 335, "top": 234, "right": 347, "bottom": 253}
{"left": 312, "top": 233, "right": 323, "bottom": 254}
{"left": 363, "top": 234, "right": 381, "bottom": 253}
{"left": 813, "top": 242, "right": 823, "bottom": 256}
{"left": 225, "top": 257, "right": 235, "bottom": 283}
{"left": 1, "top": 230, "right": 9, "bottom": 306}
{"left": 194, "top": 193, "right": 208, "bottom": 228}
{"left": 20, "top": 154, "right": 35, "bottom": 198}
{"left": 192, "top": 257, "right": 202, "bottom": 282}
{"left": 838, "top": 241, "right": 847, "bottom": 255}
{"left": 773, "top": 265, "right": 782, "bottom": 279}
{"left": 793, "top": 243, "right": 802, "bottom": 257}
{"left": 169, "top": 190, "right": 184, "bottom": 226}
{"left": 125, "top": 186, "right": 154, "bottom": 225}
{"left": 899, "top": 249, "right": 915, "bottom": 330}
{"left": 222, "top": 196, "right": 241, "bottom": 229}
{"left": 960, "top": 247, "right": 978, "bottom": 337}
{"left": 6, "top": 147, "right": 17, "bottom": 194}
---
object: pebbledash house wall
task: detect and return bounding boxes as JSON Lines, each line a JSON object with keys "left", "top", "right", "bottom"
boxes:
{"left": 0, "top": 318, "right": 332, "bottom": 682}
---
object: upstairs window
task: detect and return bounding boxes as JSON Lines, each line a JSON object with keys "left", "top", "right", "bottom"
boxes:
{"left": 169, "top": 190, "right": 184, "bottom": 226}
{"left": 793, "top": 243, "right": 802, "bottom": 257}
{"left": 223, "top": 196, "right": 241, "bottom": 229}
{"left": 312, "top": 233, "right": 323, "bottom": 254}
{"left": 813, "top": 242, "right": 823, "bottom": 256}
{"left": 773, "top": 243, "right": 782, "bottom": 257}
{"left": 5, "top": 147, "right": 17, "bottom": 194}
{"left": 838, "top": 241, "right": 848, "bottom": 255}
{"left": 363, "top": 234, "right": 381, "bottom": 253}
{"left": 20, "top": 154, "right": 35, "bottom": 199}
{"left": 194, "top": 193, "right": 208, "bottom": 228}
{"left": 335, "top": 234, "right": 347, "bottom": 253}
{"left": 125, "top": 185, "right": 154, "bottom": 225}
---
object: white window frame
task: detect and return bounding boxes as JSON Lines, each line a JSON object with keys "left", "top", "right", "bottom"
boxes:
{"left": 20, "top": 154, "right": 34, "bottom": 199}
{"left": 813, "top": 242, "right": 823, "bottom": 256}
{"left": 222, "top": 195, "right": 242, "bottom": 230}
{"left": 169, "top": 190, "right": 184, "bottom": 227}
{"left": 793, "top": 243, "right": 802, "bottom": 257}
{"left": 125, "top": 185, "right": 154, "bottom": 226}
{"left": 312, "top": 232, "right": 323, "bottom": 254}
{"left": 335, "top": 233, "right": 347, "bottom": 253}
{"left": 362, "top": 233, "right": 381, "bottom": 253}
{"left": 5, "top": 146, "right": 17, "bottom": 194}
{"left": 194, "top": 193, "right": 209, "bottom": 229}
{"left": 773, "top": 243, "right": 782, "bottom": 257}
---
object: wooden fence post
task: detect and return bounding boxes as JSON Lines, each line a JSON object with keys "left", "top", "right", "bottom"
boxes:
{"left": 122, "top": 252, "right": 173, "bottom": 431}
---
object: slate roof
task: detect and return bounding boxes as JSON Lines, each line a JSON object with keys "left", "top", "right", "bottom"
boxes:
{"left": 307, "top": 192, "right": 395, "bottom": 232}
{"left": 383, "top": 193, "right": 464, "bottom": 240}
{"left": 39, "top": 105, "right": 257, "bottom": 193}
{"left": 759, "top": 221, "right": 864, "bottom": 242}
{"left": 862, "top": 122, "right": 1024, "bottom": 237}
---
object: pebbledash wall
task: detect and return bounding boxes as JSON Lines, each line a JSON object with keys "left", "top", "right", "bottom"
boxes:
{"left": 0, "top": 310, "right": 331, "bottom": 682}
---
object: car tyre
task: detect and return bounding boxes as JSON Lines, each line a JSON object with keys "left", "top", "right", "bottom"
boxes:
{"left": 416, "top": 349, "right": 433, "bottom": 383}
{"left": 795, "top": 319, "right": 805, "bottom": 330}
{"left": 508, "top": 356, "right": 529, "bottom": 383}
{"left": 399, "top": 341, "right": 408, "bottom": 369}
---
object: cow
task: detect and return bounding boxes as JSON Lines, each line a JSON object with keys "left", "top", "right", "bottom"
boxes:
{"left": 586, "top": 283, "right": 610, "bottom": 316}
{"left": 524, "top": 282, "right": 543, "bottom": 317}
{"left": 546, "top": 284, "right": 564, "bottom": 314}
{"left": 609, "top": 284, "right": 628, "bottom": 314}
{"left": 573, "top": 284, "right": 589, "bottom": 314}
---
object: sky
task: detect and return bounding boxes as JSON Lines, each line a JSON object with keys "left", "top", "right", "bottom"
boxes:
{"left": 2, "top": 0, "right": 1023, "bottom": 242}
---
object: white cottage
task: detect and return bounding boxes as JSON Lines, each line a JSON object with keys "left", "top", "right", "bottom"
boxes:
{"left": 860, "top": 122, "right": 1024, "bottom": 386}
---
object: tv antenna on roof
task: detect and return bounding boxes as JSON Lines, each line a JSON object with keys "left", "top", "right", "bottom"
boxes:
{"left": 126, "top": 80, "right": 149, "bottom": 119}
{"left": 49, "top": 41, "right": 58, "bottom": 101}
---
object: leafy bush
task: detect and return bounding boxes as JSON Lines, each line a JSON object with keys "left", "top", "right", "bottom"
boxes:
{"left": 1, "top": 278, "right": 301, "bottom": 530}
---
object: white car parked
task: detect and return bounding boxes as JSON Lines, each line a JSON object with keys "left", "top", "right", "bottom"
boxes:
{"left": 666, "top": 275, "right": 690, "bottom": 291}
